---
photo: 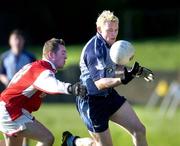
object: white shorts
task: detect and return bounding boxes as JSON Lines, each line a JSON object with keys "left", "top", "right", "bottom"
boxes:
{"left": 0, "top": 101, "right": 34, "bottom": 136}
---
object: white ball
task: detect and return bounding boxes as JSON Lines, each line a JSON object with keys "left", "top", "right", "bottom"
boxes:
{"left": 110, "top": 40, "right": 135, "bottom": 65}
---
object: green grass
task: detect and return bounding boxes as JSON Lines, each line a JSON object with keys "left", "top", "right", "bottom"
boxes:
{"left": 1, "top": 37, "right": 180, "bottom": 71}
{"left": 1, "top": 103, "right": 179, "bottom": 146}
{"left": 132, "top": 38, "right": 180, "bottom": 71}
{"left": 65, "top": 38, "right": 180, "bottom": 71}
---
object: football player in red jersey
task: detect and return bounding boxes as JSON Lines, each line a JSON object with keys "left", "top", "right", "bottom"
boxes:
{"left": 0, "top": 38, "right": 86, "bottom": 146}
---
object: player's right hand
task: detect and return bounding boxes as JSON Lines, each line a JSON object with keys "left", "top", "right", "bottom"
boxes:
{"left": 121, "top": 67, "right": 134, "bottom": 85}
{"left": 130, "top": 61, "right": 140, "bottom": 76}
{"left": 68, "top": 82, "right": 87, "bottom": 97}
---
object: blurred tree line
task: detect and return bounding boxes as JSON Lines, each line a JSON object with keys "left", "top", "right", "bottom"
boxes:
{"left": 0, "top": 0, "right": 179, "bottom": 102}
{"left": 0, "top": 0, "right": 179, "bottom": 45}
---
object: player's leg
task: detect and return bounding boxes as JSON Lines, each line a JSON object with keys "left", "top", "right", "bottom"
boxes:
{"left": 62, "top": 131, "right": 95, "bottom": 146}
{"left": 61, "top": 129, "right": 113, "bottom": 146}
{"left": 0, "top": 140, "right": 5, "bottom": 146}
{"left": 110, "top": 101, "right": 148, "bottom": 146}
{"left": 16, "top": 119, "right": 54, "bottom": 146}
{"left": 0, "top": 138, "right": 6, "bottom": 146}
{"left": 3, "top": 133, "right": 23, "bottom": 146}
{"left": 22, "top": 138, "right": 28, "bottom": 146}
{"left": 22, "top": 137, "right": 29, "bottom": 146}
{"left": 87, "top": 128, "right": 113, "bottom": 146}
{"left": 74, "top": 137, "right": 95, "bottom": 146}
{"left": 62, "top": 95, "right": 115, "bottom": 146}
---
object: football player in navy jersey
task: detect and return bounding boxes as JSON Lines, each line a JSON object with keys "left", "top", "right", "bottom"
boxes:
{"left": 62, "top": 10, "right": 153, "bottom": 146}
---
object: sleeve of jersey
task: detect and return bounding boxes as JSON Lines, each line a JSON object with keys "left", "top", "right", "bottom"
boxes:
{"left": 85, "top": 47, "right": 106, "bottom": 81}
{"left": 33, "top": 70, "right": 71, "bottom": 94}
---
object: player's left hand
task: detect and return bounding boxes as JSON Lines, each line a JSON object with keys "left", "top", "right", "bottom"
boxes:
{"left": 130, "top": 61, "right": 154, "bottom": 82}
{"left": 136, "top": 67, "right": 154, "bottom": 82}
{"left": 68, "top": 82, "right": 87, "bottom": 97}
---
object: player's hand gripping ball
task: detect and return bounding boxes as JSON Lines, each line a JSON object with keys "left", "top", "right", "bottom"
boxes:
{"left": 130, "top": 62, "right": 154, "bottom": 82}
{"left": 136, "top": 66, "right": 154, "bottom": 82}
{"left": 110, "top": 40, "right": 135, "bottom": 65}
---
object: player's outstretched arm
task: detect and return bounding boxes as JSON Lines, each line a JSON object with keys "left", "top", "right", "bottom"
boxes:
{"left": 33, "top": 70, "right": 86, "bottom": 96}
{"left": 94, "top": 67, "right": 136, "bottom": 89}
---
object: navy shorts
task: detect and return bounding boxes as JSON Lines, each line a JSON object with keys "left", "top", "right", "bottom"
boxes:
{"left": 76, "top": 89, "right": 126, "bottom": 133}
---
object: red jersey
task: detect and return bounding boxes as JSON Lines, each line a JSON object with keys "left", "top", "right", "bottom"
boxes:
{"left": 0, "top": 59, "right": 70, "bottom": 120}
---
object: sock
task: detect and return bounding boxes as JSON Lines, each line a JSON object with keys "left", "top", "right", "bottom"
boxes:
{"left": 67, "top": 135, "right": 77, "bottom": 146}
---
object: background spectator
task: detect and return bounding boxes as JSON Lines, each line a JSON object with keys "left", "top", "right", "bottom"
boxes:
{"left": 0, "top": 29, "right": 36, "bottom": 87}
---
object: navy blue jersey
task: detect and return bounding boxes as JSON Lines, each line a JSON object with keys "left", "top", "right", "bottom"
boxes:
{"left": 77, "top": 33, "right": 127, "bottom": 133}
{"left": 79, "top": 33, "right": 116, "bottom": 96}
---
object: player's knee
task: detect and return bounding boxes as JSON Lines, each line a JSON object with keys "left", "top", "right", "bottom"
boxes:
{"left": 43, "top": 133, "right": 55, "bottom": 145}
{"left": 133, "top": 123, "right": 146, "bottom": 137}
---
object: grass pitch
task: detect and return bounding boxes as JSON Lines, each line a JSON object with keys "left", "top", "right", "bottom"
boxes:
{"left": 0, "top": 103, "right": 178, "bottom": 146}
{"left": 0, "top": 38, "right": 180, "bottom": 145}
{"left": 31, "top": 103, "right": 180, "bottom": 146}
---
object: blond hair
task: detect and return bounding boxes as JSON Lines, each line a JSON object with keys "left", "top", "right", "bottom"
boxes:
{"left": 96, "top": 10, "right": 119, "bottom": 28}
{"left": 42, "top": 38, "right": 65, "bottom": 58}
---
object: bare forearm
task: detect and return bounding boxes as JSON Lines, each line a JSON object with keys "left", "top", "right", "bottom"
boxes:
{"left": 115, "top": 65, "right": 132, "bottom": 77}
{"left": 115, "top": 64, "right": 125, "bottom": 77}
{"left": 95, "top": 78, "right": 121, "bottom": 90}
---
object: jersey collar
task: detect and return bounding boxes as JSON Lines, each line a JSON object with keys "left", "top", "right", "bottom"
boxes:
{"left": 96, "top": 33, "right": 111, "bottom": 48}
{"left": 42, "top": 58, "right": 57, "bottom": 72}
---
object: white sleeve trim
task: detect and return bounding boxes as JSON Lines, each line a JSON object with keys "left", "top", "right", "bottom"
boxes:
{"left": 33, "top": 70, "right": 71, "bottom": 94}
